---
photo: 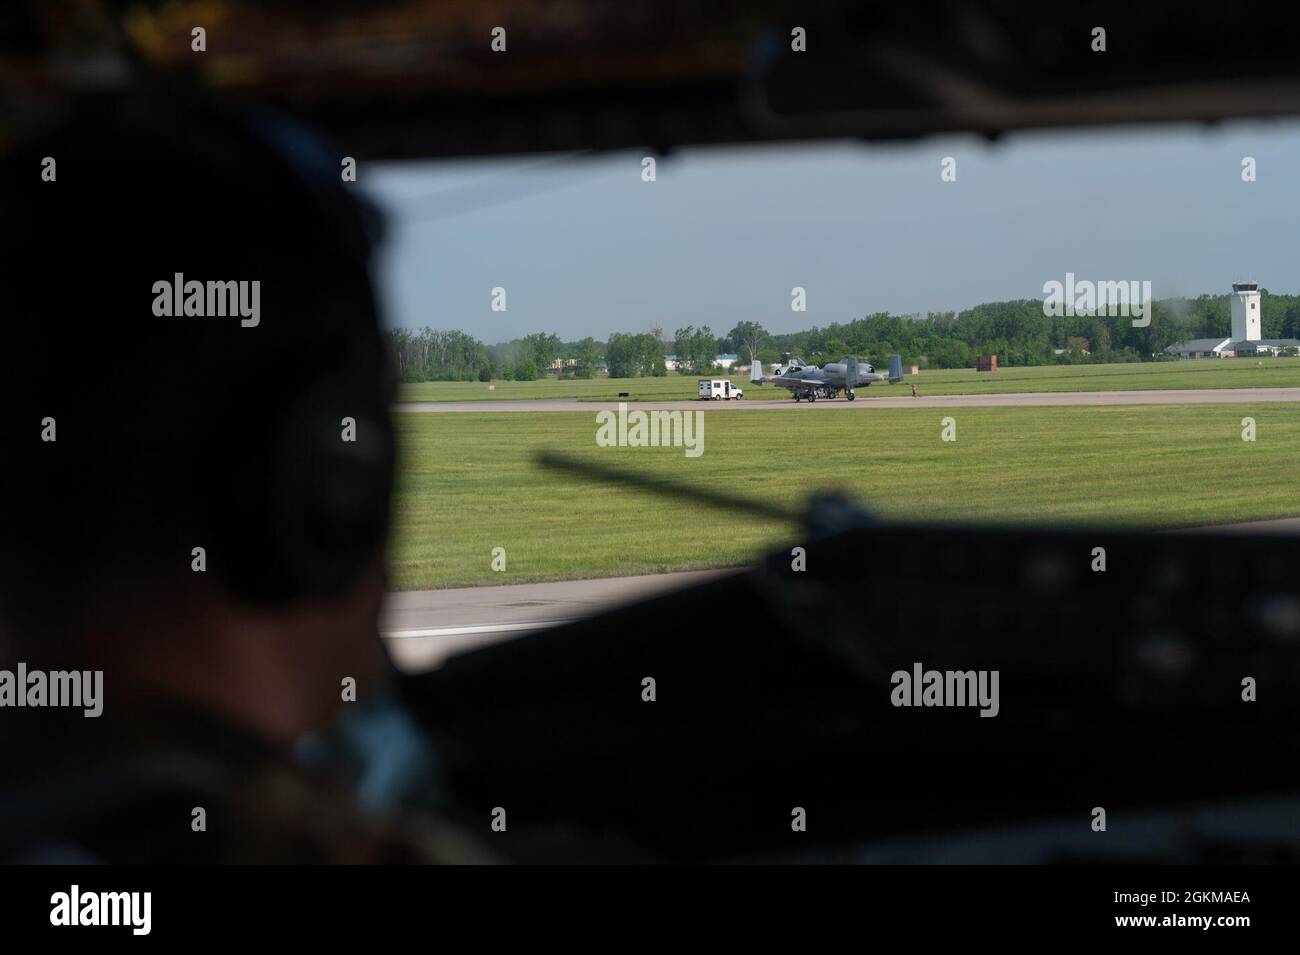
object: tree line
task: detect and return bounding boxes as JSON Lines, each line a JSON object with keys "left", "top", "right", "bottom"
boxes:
{"left": 384, "top": 291, "right": 1300, "bottom": 380}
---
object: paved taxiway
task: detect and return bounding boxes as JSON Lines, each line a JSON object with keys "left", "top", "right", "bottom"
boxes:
{"left": 382, "top": 570, "right": 735, "bottom": 669}
{"left": 380, "top": 518, "right": 1300, "bottom": 669}
{"left": 394, "top": 387, "right": 1300, "bottom": 414}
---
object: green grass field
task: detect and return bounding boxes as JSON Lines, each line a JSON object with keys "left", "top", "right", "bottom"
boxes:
{"left": 395, "top": 357, "right": 1300, "bottom": 403}
{"left": 389, "top": 402, "right": 1300, "bottom": 590}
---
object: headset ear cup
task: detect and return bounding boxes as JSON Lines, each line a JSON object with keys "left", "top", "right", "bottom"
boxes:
{"left": 266, "top": 386, "right": 394, "bottom": 601}
{"left": 212, "top": 380, "right": 392, "bottom": 606}
{"left": 306, "top": 405, "right": 394, "bottom": 594}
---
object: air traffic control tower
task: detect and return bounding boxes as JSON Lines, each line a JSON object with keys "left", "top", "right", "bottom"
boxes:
{"left": 1231, "top": 281, "right": 1262, "bottom": 342}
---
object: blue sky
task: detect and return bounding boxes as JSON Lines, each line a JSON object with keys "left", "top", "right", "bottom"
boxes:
{"left": 366, "top": 119, "right": 1300, "bottom": 342}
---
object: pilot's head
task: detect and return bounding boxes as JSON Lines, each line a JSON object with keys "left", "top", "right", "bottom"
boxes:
{"left": 0, "top": 97, "right": 396, "bottom": 744}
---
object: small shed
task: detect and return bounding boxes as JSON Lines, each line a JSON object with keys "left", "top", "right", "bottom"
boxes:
{"left": 976, "top": 354, "right": 998, "bottom": 372}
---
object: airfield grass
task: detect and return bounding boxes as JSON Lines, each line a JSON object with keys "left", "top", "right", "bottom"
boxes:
{"left": 389, "top": 402, "right": 1300, "bottom": 590}
{"left": 395, "top": 356, "right": 1300, "bottom": 404}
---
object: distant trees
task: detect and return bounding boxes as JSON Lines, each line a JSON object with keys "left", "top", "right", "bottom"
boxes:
{"left": 384, "top": 290, "right": 1300, "bottom": 383}
{"left": 607, "top": 332, "right": 667, "bottom": 378}
{"left": 605, "top": 334, "right": 635, "bottom": 377}
{"left": 384, "top": 327, "right": 488, "bottom": 382}
{"left": 672, "top": 324, "right": 719, "bottom": 374}
{"left": 1278, "top": 305, "right": 1300, "bottom": 340}
{"left": 766, "top": 292, "right": 1300, "bottom": 369}
{"left": 483, "top": 332, "right": 565, "bottom": 380}
{"left": 572, "top": 337, "right": 598, "bottom": 378}
{"left": 520, "top": 332, "right": 562, "bottom": 375}
{"left": 726, "top": 321, "right": 768, "bottom": 368}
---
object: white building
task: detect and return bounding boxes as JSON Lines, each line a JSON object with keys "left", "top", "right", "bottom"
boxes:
{"left": 1230, "top": 281, "right": 1262, "bottom": 342}
{"left": 1166, "top": 337, "right": 1232, "bottom": 359}
{"left": 1166, "top": 281, "right": 1300, "bottom": 358}
{"left": 665, "top": 353, "right": 739, "bottom": 370}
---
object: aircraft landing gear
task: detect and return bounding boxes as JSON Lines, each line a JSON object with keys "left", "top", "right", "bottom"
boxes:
{"left": 847, "top": 390, "right": 856, "bottom": 401}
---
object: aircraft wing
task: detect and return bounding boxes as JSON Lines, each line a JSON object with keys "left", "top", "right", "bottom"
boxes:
{"left": 752, "top": 374, "right": 824, "bottom": 388}
{"left": 773, "top": 377, "right": 827, "bottom": 388}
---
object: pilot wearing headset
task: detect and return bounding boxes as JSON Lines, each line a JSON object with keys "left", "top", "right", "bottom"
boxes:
{"left": 0, "top": 97, "right": 486, "bottom": 863}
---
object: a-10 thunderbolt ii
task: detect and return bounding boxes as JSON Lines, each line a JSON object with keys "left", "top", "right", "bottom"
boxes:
{"left": 750, "top": 354, "right": 903, "bottom": 401}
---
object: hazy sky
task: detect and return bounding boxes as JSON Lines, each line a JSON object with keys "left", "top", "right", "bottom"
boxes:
{"left": 366, "top": 120, "right": 1300, "bottom": 342}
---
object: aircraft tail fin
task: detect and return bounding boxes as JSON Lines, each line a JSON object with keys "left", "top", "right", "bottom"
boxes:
{"left": 750, "top": 359, "right": 764, "bottom": 384}
{"left": 888, "top": 354, "right": 903, "bottom": 384}
{"left": 846, "top": 355, "right": 858, "bottom": 388}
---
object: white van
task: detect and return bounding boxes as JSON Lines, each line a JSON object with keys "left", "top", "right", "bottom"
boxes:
{"left": 698, "top": 379, "right": 743, "bottom": 400}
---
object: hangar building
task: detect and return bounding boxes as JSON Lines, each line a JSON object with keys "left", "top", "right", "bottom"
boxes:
{"left": 1165, "top": 282, "right": 1300, "bottom": 358}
